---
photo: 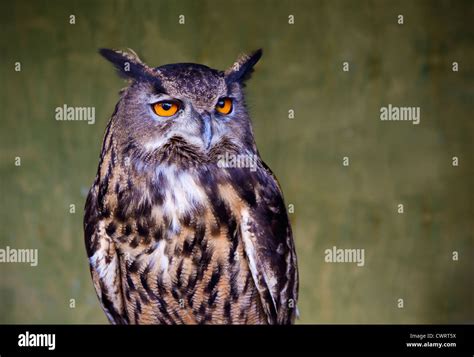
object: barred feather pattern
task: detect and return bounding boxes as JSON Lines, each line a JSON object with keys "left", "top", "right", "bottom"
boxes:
{"left": 84, "top": 118, "right": 298, "bottom": 325}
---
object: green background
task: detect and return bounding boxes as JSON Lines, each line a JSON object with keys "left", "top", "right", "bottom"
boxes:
{"left": 0, "top": 0, "right": 472, "bottom": 324}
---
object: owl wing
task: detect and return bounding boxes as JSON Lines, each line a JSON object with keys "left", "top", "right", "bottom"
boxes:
{"left": 84, "top": 184, "right": 127, "bottom": 324}
{"left": 238, "top": 162, "right": 299, "bottom": 324}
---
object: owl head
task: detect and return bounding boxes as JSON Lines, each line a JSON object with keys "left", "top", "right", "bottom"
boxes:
{"left": 100, "top": 48, "right": 262, "bottom": 167}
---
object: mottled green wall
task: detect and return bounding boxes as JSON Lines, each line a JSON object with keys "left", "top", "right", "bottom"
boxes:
{"left": 0, "top": 0, "right": 472, "bottom": 324}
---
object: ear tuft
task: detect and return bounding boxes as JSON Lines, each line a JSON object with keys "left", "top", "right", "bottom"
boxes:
{"left": 99, "top": 48, "right": 154, "bottom": 81}
{"left": 225, "top": 49, "right": 263, "bottom": 84}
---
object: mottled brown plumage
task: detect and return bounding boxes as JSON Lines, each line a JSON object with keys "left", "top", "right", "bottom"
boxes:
{"left": 84, "top": 48, "right": 298, "bottom": 324}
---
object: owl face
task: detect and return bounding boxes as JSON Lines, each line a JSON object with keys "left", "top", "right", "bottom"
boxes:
{"left": 100, "top": 49, "right": 263, "bottom": 166}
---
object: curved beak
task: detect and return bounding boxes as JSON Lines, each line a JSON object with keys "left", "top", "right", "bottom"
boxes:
{"left": 200, "top": 112, "right": 213, "bottom": 150}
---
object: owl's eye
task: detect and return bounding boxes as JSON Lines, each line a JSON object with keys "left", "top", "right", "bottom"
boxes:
{"left": 152, "top": 101, "right": 180, "bottom": 117}
{"left": 215, "top": 97, "right": 233, "bottom": 115}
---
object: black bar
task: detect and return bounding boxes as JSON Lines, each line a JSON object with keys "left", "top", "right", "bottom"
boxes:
{"left": 0, "top": 324, "right": 471, "bottom": 355}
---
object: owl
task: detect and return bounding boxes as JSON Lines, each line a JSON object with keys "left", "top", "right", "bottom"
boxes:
{"left": 84, "top": 48, "right": 298, "bottom": 324}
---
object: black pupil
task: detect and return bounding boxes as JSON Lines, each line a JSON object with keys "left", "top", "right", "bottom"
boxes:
{"left": 218, "top": 99, "right": 225, "bottom": 107}
{"left": 161, "top": 102, "right": 172, "bottom": 110}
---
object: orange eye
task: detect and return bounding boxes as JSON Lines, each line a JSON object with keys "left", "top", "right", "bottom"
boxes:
{"left": 215, "top": 97, "right": 233, "bottom": 115}
{"left": 152, "top": 101, "right": 179, "bottom": 117}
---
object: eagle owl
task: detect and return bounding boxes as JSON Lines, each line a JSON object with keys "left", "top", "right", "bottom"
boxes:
{"left": 84, "top": 48, "right": 299, "bottom": 324}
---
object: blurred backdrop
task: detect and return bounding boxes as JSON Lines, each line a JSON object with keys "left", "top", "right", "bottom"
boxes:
{"left": 0, "top": 0, "right": 472, "bottom": 324}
